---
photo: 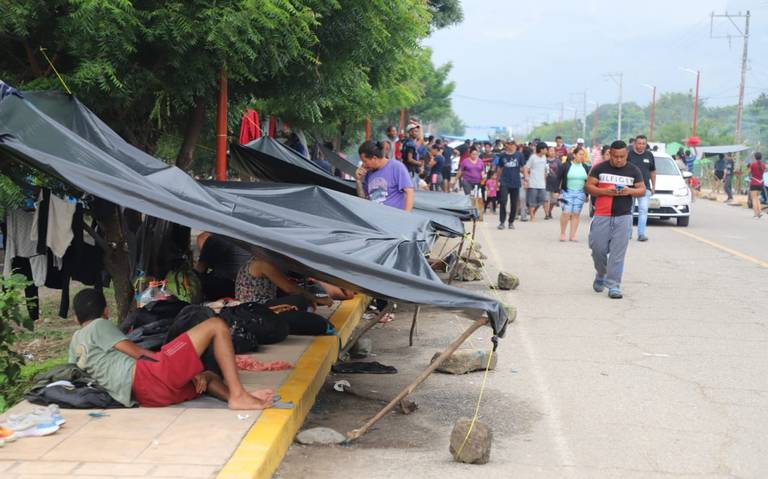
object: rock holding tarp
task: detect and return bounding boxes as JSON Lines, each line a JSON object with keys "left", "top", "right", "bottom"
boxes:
{"left": 455, "top": 261, "right": 482, "bottom": 281}
{"left": 295, "top": 427, "right": 346, "bottom": 445}
{"left": 432, "top": 349, "right": 497, "bottom": 375}
{"left": 497, "top": 271, "right": 519, "bottom": 290}
{"left": 449, "top": 417, "right": 492, "bottom": 464}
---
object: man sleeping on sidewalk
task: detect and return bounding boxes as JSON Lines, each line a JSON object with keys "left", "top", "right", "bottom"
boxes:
{"left": 68, "top": 288, "right": 273, "bottom": 410}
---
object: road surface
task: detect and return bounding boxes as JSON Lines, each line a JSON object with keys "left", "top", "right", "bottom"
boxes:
{"left": 277, "top": 199, "right": 768, "bottom": 479}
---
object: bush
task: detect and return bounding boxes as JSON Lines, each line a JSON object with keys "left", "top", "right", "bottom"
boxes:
{"left": 0, "top": 273, "right": 35, "bottom": 410}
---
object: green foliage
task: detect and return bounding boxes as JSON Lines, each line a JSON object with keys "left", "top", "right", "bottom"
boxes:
{"left": 0, "top": 274, "right": 35, "bottom": 410}
{"left": 531, "top": 90, "right": 768, "bottom": 149}
{"left": 433, "top": 110, "right": 466, "bottom": 136}
{"left": 427, "top": 0, "right": 464, "bottom": 29}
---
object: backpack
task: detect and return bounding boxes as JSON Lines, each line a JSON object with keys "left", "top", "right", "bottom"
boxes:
{"left": 164, "top": 263, "right": 203, "bottom": 304}
{"left": 25, "top": 364, "right": 126, "bottom": 409}
{"left": 119, "top": 297, "right": 189, "bottom": 333}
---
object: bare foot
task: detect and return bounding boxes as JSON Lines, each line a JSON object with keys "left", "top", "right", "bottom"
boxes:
{"left": 559, "top": 234, "right": 566, "bottom": 242}
{"left": 249, "top": 389, "right": 274, "bottom": 403}
{"left": 228, "top": 390, "right": 272, "bottom": 410}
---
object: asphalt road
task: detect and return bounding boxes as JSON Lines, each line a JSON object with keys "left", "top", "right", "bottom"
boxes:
{"left": 278, "top": 199, "right": 768, "bottom": 479}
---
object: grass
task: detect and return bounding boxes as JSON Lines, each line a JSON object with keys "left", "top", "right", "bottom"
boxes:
{"left": 0, "top": 283, "right": 119, "bottom": 412}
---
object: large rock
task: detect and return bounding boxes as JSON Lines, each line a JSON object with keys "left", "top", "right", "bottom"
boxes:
{"left": 449, "top": 417, "right": 493, "bottom": 464}
{"left": 349, "top": 337, "right": 372, "bottom": 358}
{"left": 461, "top": 256, "right": 485, "bottom": 268}
{"left": 456, "top": 261, "right": 482, "bottom": 281}
{"left": 432, "top": 349, "right": 497, "bottom": 375}
{"left": 497, "top": 271, "right": 519, "bottom": 290}
{"left": 295, "top": 427, "right": 346, "bottom": 445}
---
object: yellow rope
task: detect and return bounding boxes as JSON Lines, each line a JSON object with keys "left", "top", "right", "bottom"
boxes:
{"left": 39, "top": 48, "right": 72, "bottom": 95}
{"left": 451, "top": 224, "right": 509, "bottom": 459}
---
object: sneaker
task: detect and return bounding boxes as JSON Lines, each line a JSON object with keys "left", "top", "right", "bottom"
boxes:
{"left": 497, "top": 223, "right": 505, "bottom": 230}
{"left": 592, "top": 277, "right": 605, "bottom": 293}
{"left": 508, "top": 223, "right": 515, "bottom": 230}
{"left": 608, "top": 288, "right": 623, "bottom": 299}
{"left": 638, "top": 235, "right": 648, "bottom": 242}
{"left": 520, "top": 217, "right": 529, "bottom": 222}
{"left": 0, "top": 426, "right": 16, "bottom": 444}
{"left": 2, "top": 416, "right": 59, "bottom": 438}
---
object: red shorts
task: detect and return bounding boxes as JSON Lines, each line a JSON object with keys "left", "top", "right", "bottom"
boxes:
{"left": 132, "top": 333, "right": 204, "bottom": 407}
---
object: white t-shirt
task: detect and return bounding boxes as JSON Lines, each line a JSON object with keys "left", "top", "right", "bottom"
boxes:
{"left": 527, "top": 154, "right": 548, "bottom": 189}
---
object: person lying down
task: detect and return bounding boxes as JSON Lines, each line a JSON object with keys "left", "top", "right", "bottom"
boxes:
{"left": 68, "top": 289, "right": 273, "bottom": 410}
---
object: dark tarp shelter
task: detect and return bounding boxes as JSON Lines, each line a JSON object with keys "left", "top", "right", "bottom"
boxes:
{"left": 231, "top": 138, "right": 478, "bottom": 221}
{"left": 0, "top": 92, "right": 507, "bottom": 335}
{"left": 199, "top": 181, "right": 464, "bottom": 243}
{"left": 311, "top": 143, "right": 358, "bottom": 177}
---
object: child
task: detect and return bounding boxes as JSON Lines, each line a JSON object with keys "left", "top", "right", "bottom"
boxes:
{"left": 68, "top": 289, "right": 273, "bottom": 409}
{"left": 484, "top": 170, "right": 498, "bottom": 213}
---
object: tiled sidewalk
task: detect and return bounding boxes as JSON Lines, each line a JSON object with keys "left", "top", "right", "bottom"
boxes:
{"left": 0, "top": 297, "right": 365, "bottom": 479}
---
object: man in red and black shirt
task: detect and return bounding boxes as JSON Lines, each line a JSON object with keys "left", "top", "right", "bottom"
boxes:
{"left": 585, "top": 140, "right": 646, "bottom": 299}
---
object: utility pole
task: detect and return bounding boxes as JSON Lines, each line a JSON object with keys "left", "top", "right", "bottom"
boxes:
{"left": 604, "top": 73, "right": 623, "bottom": 140}
{"left": 681, "top": 68, "right": 701, "bottom": 138}
{"left": 710, "top": 10, "right": 751, "bottom": 146}
{"left": 642, "top": 84, "right": 656, "bottom": 141}
{"left": 571, "top": 91, "right": 588, "bottom": 140}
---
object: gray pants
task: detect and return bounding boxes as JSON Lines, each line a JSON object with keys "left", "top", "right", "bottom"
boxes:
{"left": 588, "top": 215, "right": 632, "bottom": 289}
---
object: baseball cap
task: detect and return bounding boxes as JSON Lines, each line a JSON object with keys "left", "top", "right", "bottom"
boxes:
{"left": 577, "top": 138, "right": 585, "bottom": 144}
{"left": 406, "top": 123, "right": 420, "bottom": 132}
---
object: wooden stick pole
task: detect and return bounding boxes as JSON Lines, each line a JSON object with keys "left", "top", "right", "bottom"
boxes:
{"left": 346, "top": 317, "right": 489, "bottom": 441}
{"left": 465, "top": 218, "right": 478, "bottom": 262}
{"left": 408, "top": 306, "right": 420, "bottom": 347}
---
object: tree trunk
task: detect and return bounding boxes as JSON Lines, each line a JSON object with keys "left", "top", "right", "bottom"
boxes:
{"left": 175, "top": 98, "right": 207, "bottom": 171}
{"left": 93, "top": 202, "right": 134, "bottom": 322}
{"left": 23, "top": 40, "right": 44, "bottom": 78}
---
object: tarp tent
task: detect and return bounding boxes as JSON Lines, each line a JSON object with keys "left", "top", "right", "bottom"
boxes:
{"left": 200, "top": 181, "right": 464, "bottom": 243}
{"left": 231, "top": 138, "right": 478, "bottom": 221}
{"left": 0, "top": 91, "right": 507, "bottom": 335}
{"left": 694, "top": 144, "right": 750, "bottom": 160}
{"left": 311, "top": 143, "right": 358, "bottom": 177}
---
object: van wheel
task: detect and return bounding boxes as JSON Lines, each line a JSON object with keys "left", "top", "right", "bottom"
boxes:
{"left": 677, "top": 216, "right": 690, "bottom": 227}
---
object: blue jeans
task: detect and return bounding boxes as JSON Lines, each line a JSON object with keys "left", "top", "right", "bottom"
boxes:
{"left": 635, "top": 190, "right": 651, "bottom": 237}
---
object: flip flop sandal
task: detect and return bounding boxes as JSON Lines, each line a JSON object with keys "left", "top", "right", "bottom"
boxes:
{"left": 378, "top": 313, "right": 395, "bottom": 323}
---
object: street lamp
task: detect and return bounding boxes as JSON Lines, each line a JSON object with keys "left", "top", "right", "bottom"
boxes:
{"left": 680, "top": 67, "right": 700, "bottom": 138}
{"left": 641, "top": 83, "right": 656, "bottom": 141}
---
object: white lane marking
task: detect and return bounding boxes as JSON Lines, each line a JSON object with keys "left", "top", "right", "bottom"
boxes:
{"left": 478, "top": 225, "right": 578, "bottom": 473}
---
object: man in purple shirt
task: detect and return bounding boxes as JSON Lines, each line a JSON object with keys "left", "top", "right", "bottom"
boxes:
{"left": 355, "top": 140, "right": 414, "bottom": 211}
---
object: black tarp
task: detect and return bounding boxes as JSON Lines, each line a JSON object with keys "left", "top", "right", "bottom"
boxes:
{"left": 0, "top": 92, "right": 507, "bottom": 335}
{"left": 231, "top": 138, "right": 478, "bottom": 221}
{"left": 311, "top": 142, "right": 358, "bottom": 177}
{"left": 200, "top": 181, "right": 464, "bottom": 242}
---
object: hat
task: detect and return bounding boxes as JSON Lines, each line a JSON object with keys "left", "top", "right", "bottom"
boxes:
{"left": 406, "top": 123, "right": 420, "bottom": 132}
{"left": 577, "top": 138, "right": 585, "bottom": 144}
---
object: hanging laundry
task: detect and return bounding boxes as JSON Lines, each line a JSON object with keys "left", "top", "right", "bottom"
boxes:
{"left": 4, "top": 209, "right": 47, "bottom": 286}
{"left": 45, "top": 194, "right": 76, "bottom": 268}
{"left": 238, "top": 109, "right": 261, "bottom": 144}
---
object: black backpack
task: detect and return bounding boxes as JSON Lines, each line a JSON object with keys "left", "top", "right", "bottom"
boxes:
{"left": 25, "top": 364, "right": 126, "bottom": 409}
{"left": 219, "top": 302, "right": 289, "bottom": 348}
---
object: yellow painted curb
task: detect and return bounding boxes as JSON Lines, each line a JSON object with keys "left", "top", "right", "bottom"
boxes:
{"left": 217, "top": 295, "right": 369, "bottom": 479}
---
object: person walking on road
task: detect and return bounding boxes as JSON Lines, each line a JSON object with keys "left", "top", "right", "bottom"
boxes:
{"left": 453, "top": 147, "right": 485, "bottom": 196}
{"left": 585, "top": 140, "right": 646, "bottom": 299}
{"left": 523, "top": 142, "right": 548, "bottom": 221}
{"left": 544, "top": 146, "right": 561, "bottom": 220}
{"left": 723, "top": 154, "right": 735, "bottom": 202}
{"left": 713, "top": 154, "right": 726, "bottom": 195}
{"left": 749, "top": 152, "right": 765, "bottom": 218}
{"left": 627, "top": 135, "right": 655, "bottom": 242}
{"left": 495, "top": 140, "right": 524, "bottom": 229}
{"left": 558, "top": 146, "right": 590, "bottom": 242}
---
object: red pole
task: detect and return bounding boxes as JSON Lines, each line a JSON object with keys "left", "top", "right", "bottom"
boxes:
{"left": 692, "top": 70, "right": 700, "bottom": 138}
{"left": 364, "top": 118, "right": 372, "bottom": 140}
{"left": 215, "top": 68, "right": 228, "bottom": 181}
{"left": 399, "top": 109, "right": 406, "bottom": 134}
{"left": 649, "top": 86, "right": 656, "bottom": 141}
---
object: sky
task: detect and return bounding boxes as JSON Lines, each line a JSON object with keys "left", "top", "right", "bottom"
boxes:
{"left": 423, "top": 0, "right": 768, "bottom": 134}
